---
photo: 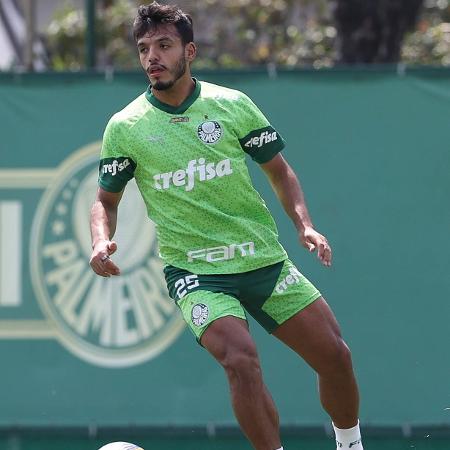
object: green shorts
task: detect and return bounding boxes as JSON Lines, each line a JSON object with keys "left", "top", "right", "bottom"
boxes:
{"left": 164, "top": 259, "right": 321, "bottom": 341}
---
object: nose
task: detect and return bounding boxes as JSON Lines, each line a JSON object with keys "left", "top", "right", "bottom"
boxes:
{"left": 147, "top": 45, "right": 160, "bottom": 63}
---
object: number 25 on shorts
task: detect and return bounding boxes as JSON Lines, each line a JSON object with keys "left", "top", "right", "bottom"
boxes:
{"left": 174, "top": 274, "right": 199, "bottom": 299}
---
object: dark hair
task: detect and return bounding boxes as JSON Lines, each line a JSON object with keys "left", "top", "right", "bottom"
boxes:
{"left": 133, "top": 2, "right": 194, "bottom": 45}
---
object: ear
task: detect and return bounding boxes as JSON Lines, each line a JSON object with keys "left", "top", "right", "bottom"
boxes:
{"left": 185, "top": 42, "right": 197, "bottom": 62}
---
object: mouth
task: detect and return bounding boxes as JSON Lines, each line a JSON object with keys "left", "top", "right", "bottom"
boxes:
{"left": 148, "top": 66, "right": 166, "bottom": 77}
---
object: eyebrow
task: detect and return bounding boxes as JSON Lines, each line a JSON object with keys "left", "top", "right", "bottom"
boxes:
{"left": 137, "top": 36, "right": 176, "bottom": 46}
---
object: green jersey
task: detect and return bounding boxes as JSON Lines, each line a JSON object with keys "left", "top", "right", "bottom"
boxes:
{"left": 99, "top": 79, "right": 287, "bottom": 274}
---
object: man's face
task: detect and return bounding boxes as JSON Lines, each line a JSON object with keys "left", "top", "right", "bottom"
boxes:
{"left": 137, "top": 24, "right": 190, "bottom": 91}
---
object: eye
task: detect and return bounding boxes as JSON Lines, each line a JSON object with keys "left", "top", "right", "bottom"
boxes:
{"left": 160, "top": 43, "right": 170, "bottom": 49}
{"left": 139, "top": 47, "right": 148, "bottom": 54}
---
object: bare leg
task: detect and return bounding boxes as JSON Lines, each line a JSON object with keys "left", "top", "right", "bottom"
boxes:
{"left": 201, "top": 316, "right": 281, "bottom": 450}
{"left": 273, "top": 297, "right": 359, "bottom": 428}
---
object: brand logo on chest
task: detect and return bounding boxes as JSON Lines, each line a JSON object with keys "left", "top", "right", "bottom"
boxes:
{"left": 153, "top": 158, "right": 233, "bottom": 191}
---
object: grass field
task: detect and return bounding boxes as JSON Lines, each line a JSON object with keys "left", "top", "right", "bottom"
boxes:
{"left": 1, "top": 436, "right": 449, "bottom": 450}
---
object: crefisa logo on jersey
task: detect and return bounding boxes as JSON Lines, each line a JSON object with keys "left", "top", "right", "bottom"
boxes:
{"left": 30, "top": 143, "right": 185, "bottom": 368}
{"left": 197, "top": 120, "right": 222, "bottom": 144}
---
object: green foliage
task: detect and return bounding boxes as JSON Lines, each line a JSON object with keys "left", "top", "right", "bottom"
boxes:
{"left": 96, "top": 1, "right": 141, "bottom": 68}
{"left": 46, "top": 0, "right": 139, "bottom": 71}
{"left": 46, "top": 4, "right": 86, "bottom": 70}
{"left": 185, "top": 0, "right": 336, "bottom": 69}
{"left": 44, "top": 0, "right": 450, "bottom": 70}
{"left": 45, "top": 0, "right": 336, "bottom": 70}
{"left": 403, "top": 0, "right": 450, "bottom": 65}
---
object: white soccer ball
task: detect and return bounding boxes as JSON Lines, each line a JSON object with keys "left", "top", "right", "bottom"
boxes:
{"left": 98, "top": 442, "right": 144, "bottom": 450}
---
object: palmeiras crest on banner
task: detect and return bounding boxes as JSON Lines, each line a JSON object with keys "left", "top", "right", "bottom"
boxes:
{"left": 29, "top": 143, "right": 184, "bottom": 368}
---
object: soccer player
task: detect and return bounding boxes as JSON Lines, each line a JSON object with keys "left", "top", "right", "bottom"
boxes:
{"left": 89, "top": 3, "right": 364, "bottom": 450}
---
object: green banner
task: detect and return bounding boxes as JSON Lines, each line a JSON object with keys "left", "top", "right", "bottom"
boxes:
{"left": 0, "top": 70, "right": 449, "bottom": 427}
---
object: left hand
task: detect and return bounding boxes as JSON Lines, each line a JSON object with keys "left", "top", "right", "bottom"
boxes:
{"left": 299, "top": 226, "right": 332, "bottom": 267}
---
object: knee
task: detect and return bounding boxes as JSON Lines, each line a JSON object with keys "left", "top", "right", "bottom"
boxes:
{"left": 320, "top": 338, "right": 354, "bottom": 377}
{"left": 219, "top": 344, "right": 262, "bottom": 385}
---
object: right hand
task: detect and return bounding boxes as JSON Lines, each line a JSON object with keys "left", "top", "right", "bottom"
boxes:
{"left": 299, "top": 226, "right": 332, "bottom": 267}
{"left": 89, "top": 239, "right": 121, "bottom": 277}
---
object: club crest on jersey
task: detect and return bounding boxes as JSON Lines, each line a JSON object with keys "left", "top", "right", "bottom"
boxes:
{"left": 197, "top": 121, "right": 222, "bottom": 144}
{"left": 191, "top": 303, "right": 209, "bottom": 326}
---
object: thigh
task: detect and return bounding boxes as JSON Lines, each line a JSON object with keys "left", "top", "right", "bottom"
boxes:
{"left": 177, "top": 290, "right": 247, "bottom": 343}
{"left": 241, "top": 259, "right": 322, "bottom": 333}
{"left": 164, "top": 264, "right": 247, "bottom": 343}
{"left": 272, "top": 296, "right": 346, "bottom": 373}
{"left": 200, "top": 315, "right": 256, "bottom": 364}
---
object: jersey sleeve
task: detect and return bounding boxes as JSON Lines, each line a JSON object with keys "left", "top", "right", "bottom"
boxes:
{"left": 98, "top": 118, "right": 137, "bottom": 193}
{"left": 234, "top": 93, "right": 286, "bottom": 163}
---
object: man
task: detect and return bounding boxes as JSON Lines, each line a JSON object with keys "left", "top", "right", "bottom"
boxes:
{"left": 89, "top": 3, "right": 364, "bottom": 450}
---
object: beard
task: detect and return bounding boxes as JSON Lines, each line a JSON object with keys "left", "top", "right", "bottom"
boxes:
{"left": 152, "top": 56, "right": 187, "bottom": 91}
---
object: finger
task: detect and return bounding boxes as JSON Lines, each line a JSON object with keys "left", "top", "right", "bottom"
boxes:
{"left": 318, "top": 244, "right": 332, "bottom": 266}
{"left": 92, "top": 264, "right": 110, "bottom": 277}
{"left": 306, "top": 241, "right": 316, "bottom": 252}
{"left": 103, "top": 258, "right": 121, "bottom": 275}
{"left": 317, "top": 242, "right": 326, "bottom": 260}
{"left": 107, "top": 241, "right": 117, "bottom": 255}
{"left": 96, "top": 266, "right": 116, "bottom": 277}
{"left": 90, "top": 255, "right": 115, "bottom": 277}
{"left": 92, "top": 254, "right": 120, "bottom": 276}
{"left": 100, "top": 254, "right": 110, "bottom": 263}
{"left": 322, "top": 250, "right": 332, "bottom": 266}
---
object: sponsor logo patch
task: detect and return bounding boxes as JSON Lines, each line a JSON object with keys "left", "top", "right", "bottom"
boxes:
{"left": 170, "top": 116, "right": 190, "bottom": 123}
{"left": 101, "top": 158, "right": 131, "bottom": 176}
{"left": 245, "top": 130, "right": 278, "bottom": 149}
{"left": 275, "top": 266, "right": 302, "bottom": 293}
{"left": 187, "top": 241, "right": 255, "bottom": 263}
{"left": 153, "top": 158, "right": 232, "bottom": 192}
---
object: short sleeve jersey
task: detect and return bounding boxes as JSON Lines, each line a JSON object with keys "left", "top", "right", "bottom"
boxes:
{"left": 99, "top": 79, "right": 287, "bottom": 274}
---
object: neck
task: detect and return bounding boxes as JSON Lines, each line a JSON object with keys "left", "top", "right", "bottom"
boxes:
{"left": 151, "top": 72, "right": 195, "bottom": 107}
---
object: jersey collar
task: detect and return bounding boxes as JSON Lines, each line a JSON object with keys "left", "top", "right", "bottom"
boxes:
{"left": 145, "top": 78, "right": 201, "bottom": 114}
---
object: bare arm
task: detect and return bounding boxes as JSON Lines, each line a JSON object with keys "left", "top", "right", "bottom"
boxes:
{"left": 260, "top": 153, "right": 332, "bottom": 267}
{"left": 89, "top": 187, "right": 123, "bottom": 277}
